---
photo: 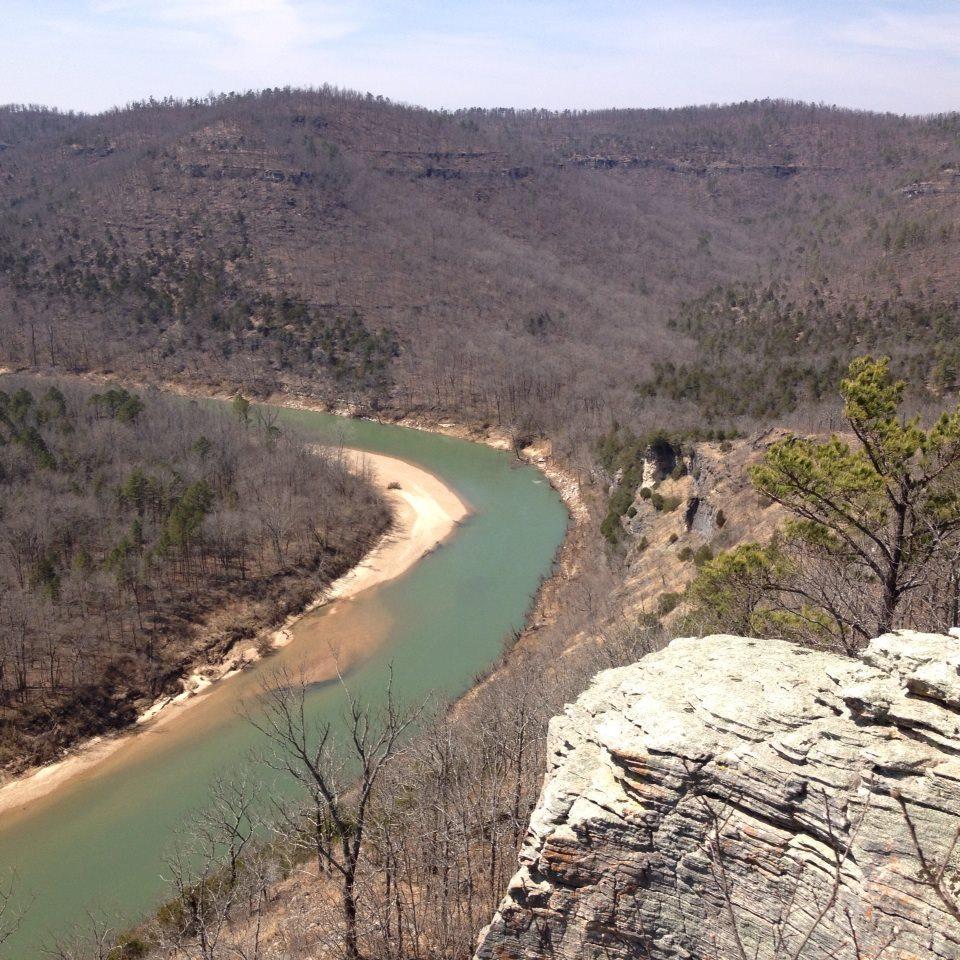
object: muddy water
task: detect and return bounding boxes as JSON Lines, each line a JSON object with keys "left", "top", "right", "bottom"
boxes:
{"left": 0, "top": 407, "right": 568, "bottom": 957}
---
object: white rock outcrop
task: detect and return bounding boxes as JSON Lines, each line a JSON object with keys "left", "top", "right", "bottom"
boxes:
{"left": 476, "top": 632, "right": 960, "bottom": 959}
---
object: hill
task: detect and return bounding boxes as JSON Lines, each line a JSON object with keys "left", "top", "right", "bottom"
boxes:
{"left": 4, "top": 90, "right": 960, "bottom": 465}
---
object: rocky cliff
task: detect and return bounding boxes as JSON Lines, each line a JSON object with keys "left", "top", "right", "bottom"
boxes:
{"left": 476, "top": 632, "right": 960, "bottom": 959}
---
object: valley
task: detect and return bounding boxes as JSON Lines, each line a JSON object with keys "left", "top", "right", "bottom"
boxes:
{"left": 3, "top": 85, "right": 960, "bottom": 960}
{"left": 0, "top": 396, "right": 568, "bottom": 958}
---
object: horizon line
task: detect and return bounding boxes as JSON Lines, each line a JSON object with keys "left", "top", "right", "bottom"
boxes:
{"left": 2, "top": 85, "right": 957, "bottom": 123}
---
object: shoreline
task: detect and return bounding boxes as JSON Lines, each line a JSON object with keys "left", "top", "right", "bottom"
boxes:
{"left": 5, "top": 368, "right": 586, "bottom": 520}
{"left": 273, "top": 395, "right": 588, "bottom": 522}
{"left": 0, "top": 448, "right": 468, "bottom": 819}
{"left": 0, "top": 370, "right": 586, "bottom": 818}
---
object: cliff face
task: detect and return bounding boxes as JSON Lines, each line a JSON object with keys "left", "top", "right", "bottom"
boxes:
{"left": 476, "top": 632, "right": 960, "bottom": 960}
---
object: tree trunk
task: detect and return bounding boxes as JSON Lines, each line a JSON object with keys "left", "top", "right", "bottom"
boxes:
{"left": 343, "top": 868, "right": 361, "bottom": 960}
{"left": 879, "top": 501, "right": 908, "bottom": 635}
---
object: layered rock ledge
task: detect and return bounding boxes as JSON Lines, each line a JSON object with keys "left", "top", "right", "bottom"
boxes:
{"left": 476, "top": 632, "right": 960, "bottom": 959}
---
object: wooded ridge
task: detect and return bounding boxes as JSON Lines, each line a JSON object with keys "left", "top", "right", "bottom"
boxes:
{"left": 0, "top": 375, "right": 388, "bottom": 770}
{"left": 4, "top": 92, "right": 960, "bottom": 471}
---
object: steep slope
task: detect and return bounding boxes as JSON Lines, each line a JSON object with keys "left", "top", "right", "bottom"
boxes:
{"left": 478, "top": 631, "right": 960, "bottom": 960}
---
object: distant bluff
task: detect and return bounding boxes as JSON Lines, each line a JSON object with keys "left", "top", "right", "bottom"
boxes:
{"left": 477, "top": 631, "right": 960, "bottom": 959}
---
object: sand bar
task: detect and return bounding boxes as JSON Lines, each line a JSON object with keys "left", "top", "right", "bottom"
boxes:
{"left": 0, "top": 449, "right": 468, "bottom": 818}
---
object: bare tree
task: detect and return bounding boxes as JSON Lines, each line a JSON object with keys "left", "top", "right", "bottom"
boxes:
{"left": 45, "top": 912, "right": 122, "bottom": 960}
{"left": 248, "top": 666, "right": 423, "bottom": 960}
{"left": 893, "top": 790, "right": 960, "bottom": 926}
{"left": 0, "top": 874, "right": 23, "bottom": 956}
{"left": 195, "top": 772, "right": 259, "bottom": 891}
{"left": 159, "top": 842, "right": 238, "bottom": 960}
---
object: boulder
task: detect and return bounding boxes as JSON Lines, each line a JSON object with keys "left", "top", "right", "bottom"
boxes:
{"left": 476, "top": 631, "right": 960, "bottom": 959}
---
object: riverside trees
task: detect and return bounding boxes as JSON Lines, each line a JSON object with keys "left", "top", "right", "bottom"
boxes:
{"left": 0, "top": 376, "right": 389, "bottom": 769}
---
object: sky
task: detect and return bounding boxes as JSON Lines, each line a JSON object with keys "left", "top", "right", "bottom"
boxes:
{"left": 2, "top": 0, "right": 960, "bottom": 116}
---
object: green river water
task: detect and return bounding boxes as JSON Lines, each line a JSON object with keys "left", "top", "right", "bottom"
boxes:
{"left": 0, "top": 405, "right": 569, "bottom": 958}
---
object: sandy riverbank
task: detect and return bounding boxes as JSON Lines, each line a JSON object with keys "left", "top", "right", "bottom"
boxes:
{"left": 0, "top": 449, "right": 467, "bottom": 818}
{"left": 276, "top": 394, "right": 587, "bottom": 523}
{"left": 326, "top": 449, "right": 468, "bottom": 601}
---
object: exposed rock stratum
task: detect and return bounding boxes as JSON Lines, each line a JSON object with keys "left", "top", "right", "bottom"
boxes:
{"left": 476, "top": 632, "right": 960, "bottom": 959}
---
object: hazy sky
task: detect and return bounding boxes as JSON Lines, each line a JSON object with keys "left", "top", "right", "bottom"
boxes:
{"left": 3, "top": 1, "right": 959, "bottom": 115}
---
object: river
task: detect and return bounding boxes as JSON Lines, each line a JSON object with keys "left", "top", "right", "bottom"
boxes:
{"left": 0, "top": 404, "right": 569, "bottom": 958}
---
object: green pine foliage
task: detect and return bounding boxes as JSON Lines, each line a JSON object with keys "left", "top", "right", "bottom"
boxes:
{"left": 640, "top": 285, "right": 960, "bottom": 420}
{"left": 685, "top": 356, "right": 960, "bottom": 650}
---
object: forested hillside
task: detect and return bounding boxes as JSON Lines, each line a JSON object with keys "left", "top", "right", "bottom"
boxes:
{"left": 0, "top": 376, "right": 388, "bottom": 769}
{"left": 8, "top": 87, "right": 960, "bottom": 960}
{"left": 3, "top": 91, "right": 960, "bottom": 463}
